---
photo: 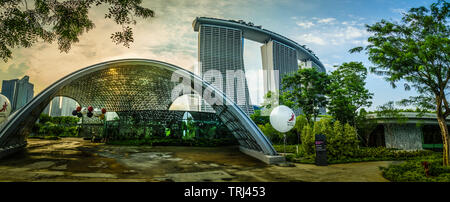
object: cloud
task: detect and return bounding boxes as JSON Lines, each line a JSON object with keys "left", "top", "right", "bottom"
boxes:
{"left": 0, "top": 63, "right": 30, "bottom": 83}
{"left": 296, "top": 21, "right": 315, "bottom": 28}
{"left": 297, "top": 33, "right": 326, "bottom": 45}
{"left": 292, "top": 16, "right": 370, "bottom": 47}
{"left": 316, "top": 17, "right": 336, "bottom": 24}
{"left": 2, "top": 0, "right": 245, "bottom": 94}
{"left": 391, "top": 8, "right": 406, "bottom": 14}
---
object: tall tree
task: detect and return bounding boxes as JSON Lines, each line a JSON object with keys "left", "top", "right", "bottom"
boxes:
{"left": 0, "top": 0, "right": 154, "bottom": 62}
{"left": 282, "top": 67, "right": 330, "bottom": 123}
{"left": 350, "top": 1, "right": 450, "bottom": 165}
{"left": 327, "top": 62, "right": 373, "bottom": 126}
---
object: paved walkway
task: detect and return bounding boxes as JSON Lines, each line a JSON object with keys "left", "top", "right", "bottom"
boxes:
{"left": 0, "top": 138, "right": 391, "bottom": 182}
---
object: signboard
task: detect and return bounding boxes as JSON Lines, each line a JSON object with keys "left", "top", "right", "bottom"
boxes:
{"left": 315, "top": 134, "right": 327, "bottom": 166}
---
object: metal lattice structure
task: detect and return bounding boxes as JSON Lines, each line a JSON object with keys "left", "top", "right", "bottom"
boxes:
{"left": 0, "top": 59, "right": 279, "bottom": 161}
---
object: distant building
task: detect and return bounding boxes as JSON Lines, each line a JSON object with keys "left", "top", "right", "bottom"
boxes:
{"left": 1, "top": 76, "right": 34, "bottom": 112}
{"left": 50, "top": 97, "right": 62, "bottom": 116}
{"left": 196, "top": 23, "right": 254, "bottom": 115}
{"left": 366, "top": 112, "right": 450, "bottom": 151}
{"left": 43, "top": 96, "right": 78, "bottom": 116}
{"left": 61, "top": 97, "right": 78, "bottom": 116}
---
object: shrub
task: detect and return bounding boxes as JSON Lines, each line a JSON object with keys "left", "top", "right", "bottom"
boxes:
{"left": 381, "top": 153, "right": 450, "bottom": 182}
{"left": 300, "top": 118, "right": 359, "bottom": 160}
{"left": 31, "top": 114, "right": 80, "bottom": 138}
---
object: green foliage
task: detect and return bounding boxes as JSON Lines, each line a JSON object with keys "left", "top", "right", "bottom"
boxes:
{"left": 300, "top": 118, "right": 360, "bottom": 160}
{"left": 258, "top": 123, "right": 284, "bottom": 144}
{"left": 350, "top": 0, "right": 449, "bottom": 165}
{"left": 381, "top": 153, "right": 450, "bottom": 182}
{"left": 282, "top": 67, "right": 330, "bottom": 123}
{"left": 327, "top": 62, "right": 373, "bottom": 126}
{"left": 0, "top": 0, "right": 154, "bottom": 62}
{"left": 294, "top": 115, "right": 308, "bottom": 136}
{"left": 257, "top": 115, "right": 307, "bottom": 145}
{"left": 300, "top": 123, "right": 315, "bottom": 155}
{"left": 31, "top": 114, "right": 79, "bottom": 137}
{"left": 182, "top": 118, "right": 196, "bottom": 140}
{"left": 250, "top": 110, "right": 270, "bottom": 125}
{"left": 355, "top": 108, "right": 378, "bottom": 146}
{"left": 289, "top": 146, "right": 434, "bottom": 164}
{"left": 273, "top": 144, "right": 302, "bottom": 154}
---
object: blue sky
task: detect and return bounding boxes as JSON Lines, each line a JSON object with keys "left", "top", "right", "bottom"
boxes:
{"left": 0, "top": 0, "right": 438, "bottom": 111}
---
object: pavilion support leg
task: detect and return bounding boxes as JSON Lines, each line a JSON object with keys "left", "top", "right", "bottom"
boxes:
{"left": 239, "top": 146, "right": 285, "bottom": 164}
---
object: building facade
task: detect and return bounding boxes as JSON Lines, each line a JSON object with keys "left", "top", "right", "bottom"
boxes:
{"left": 261, "top": 40, "right": 298, "bottom": 94}
{"left": 366, "top": 112, "right": 450, "bottom": 151}
{"left": 198, "top": 24, "right": 253, "bottom": 115}
{"left": 193, "top": 17, "right": 326, "bottom": 116}
{"left": 1, "top": 76, "right": 34, "bottom": 112}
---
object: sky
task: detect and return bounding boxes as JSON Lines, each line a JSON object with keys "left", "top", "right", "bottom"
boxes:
{"left": 0, "top": 0, "right": 438, "bottom": 111}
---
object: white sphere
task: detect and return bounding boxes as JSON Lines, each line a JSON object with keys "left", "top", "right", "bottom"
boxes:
{"left": 81, "top": 107, "right": 88, "bottom": 115}
{"left": 269, "top": 105, "right": 296, "bottom": 133}
{"left": 0, "top": 94, "right": 11, "bottom": 123}
{"left": 93, "top": 108, "right": 102, "bottom": 117}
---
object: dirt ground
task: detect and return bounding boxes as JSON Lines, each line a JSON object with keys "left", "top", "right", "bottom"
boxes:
{"left": 0, "top": 138, "right": 392, "bottom": 182}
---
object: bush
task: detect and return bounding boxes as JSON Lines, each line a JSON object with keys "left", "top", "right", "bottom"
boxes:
{"left": 381, "top": 153, "right": 450, "bottom": 182}
{"left": 300, "top": 118, "right": 359, "bottom": 160}
{"left": 31, "top": 114, "right": 80, "bottom": 138}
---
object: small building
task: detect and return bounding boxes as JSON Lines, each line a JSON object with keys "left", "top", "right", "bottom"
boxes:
{"left": 366, "top": 112, "right": 450, "bottom": 151}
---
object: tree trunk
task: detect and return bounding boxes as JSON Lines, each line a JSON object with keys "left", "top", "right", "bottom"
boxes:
{"left": 437, "top": 115, "right": 449, "bottom": 166}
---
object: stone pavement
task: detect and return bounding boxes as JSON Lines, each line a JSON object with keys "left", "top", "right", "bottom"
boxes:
{"left": 0, "top": 138, "right": 391, "bottom": 182}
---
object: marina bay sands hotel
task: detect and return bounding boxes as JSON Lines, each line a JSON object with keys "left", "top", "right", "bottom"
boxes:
{"left": 193, "top": 17, "right": 326, "bottom": 115}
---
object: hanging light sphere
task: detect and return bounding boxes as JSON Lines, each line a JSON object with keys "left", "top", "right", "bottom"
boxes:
{"left": 87, "top": 111, "right": 93, "bottom": 118}
{"left": 72, "top": 110, "right": 78, "bottom": 116}
{"left": 88, "top": 106, "right": 93, "bottom": 112}
{"left": 269, "top": 105, "right": 296, "bottom": 133}
{"left": 93, "top": 108, "right": 102, "bottom": 117}
{"left": 101, "top": 108, "right": 107, "bottom": 114}
{"left": 77, "top": 112, "right": 83, "bottom": 118}
{"left": 81, "top": 107, "right": 88, "bottom": 115}
{"left": 76, "top": 106, "right": 82, "bottom": 112}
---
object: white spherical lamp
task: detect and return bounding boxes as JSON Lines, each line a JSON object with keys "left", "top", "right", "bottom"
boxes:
{"left": 269, "top": 105, "right": 296, "bottom": 133}
{"left": 0, "top": 94, "right": 12, "bottom": 123}
{"left": 80, "top": 107, "right": 88, "bottom": 115}
{"left": 93, "top": 108, "right": 102, "bottom": 117}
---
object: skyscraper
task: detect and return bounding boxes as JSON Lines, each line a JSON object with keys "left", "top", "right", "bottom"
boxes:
{"left": 261, "top": 40, "right": 298, "bottom": 94}
{"left": 43, "top": 96, "right": 78, "bottom": 116}
{"left": 50, "top": 96, "right": 62, "bottom": 117}
{"left": 1, "top": 76, "right": 34, "bottom": 112}
{"left": 61, "top": 97, "right": 78, "bottom": 116}
{"left": 197, "top": 24, "right": 254, "bottom": 115}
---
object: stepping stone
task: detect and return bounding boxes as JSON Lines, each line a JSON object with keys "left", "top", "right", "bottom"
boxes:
{"left": 52, "top": 164, "right": 68, "bottom": 170}
{"left": 71, "top": 173, "right": 117, "bottom": 178}
{"left": 24, "top": 161, "right": 56, "bottom": 170}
